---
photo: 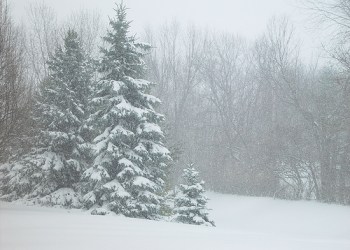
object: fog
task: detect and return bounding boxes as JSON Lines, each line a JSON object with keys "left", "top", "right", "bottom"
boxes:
{"left": 1, "top": 0, "right": 350, "bottom": 248}
{"left": 10, "top": 0, "right": 324, "bottom": 58}
{"left": 1, "top": 0, "right": 349, "bottom": 230}
{"left": 11, "top": 0, "right": 296, "bottom": 35}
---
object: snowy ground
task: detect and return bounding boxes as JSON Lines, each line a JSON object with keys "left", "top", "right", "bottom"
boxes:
{"left": 1, "top": 192, "right": 350, "bottom": 250}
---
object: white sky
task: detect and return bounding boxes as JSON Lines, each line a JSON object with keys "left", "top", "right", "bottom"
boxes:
{"left": 9, "top": 0, "right": 324, "bottom": 60}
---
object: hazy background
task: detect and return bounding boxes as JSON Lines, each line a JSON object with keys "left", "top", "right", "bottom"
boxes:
{"left": 9, "top": 0, "right": 323, "bottom": 60}
{"left": 1, "top": 0, "right": 350, "bottom": 207}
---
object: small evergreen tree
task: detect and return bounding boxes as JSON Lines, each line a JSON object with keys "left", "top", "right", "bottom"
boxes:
{"left": 0, "top": 30, "right": 93, "bottom": 207}
{"left": 173, "top": 164, "right": 215, "bottom": 226}
{"left": 81, "top": 3, "right": 171, "bottom": 219}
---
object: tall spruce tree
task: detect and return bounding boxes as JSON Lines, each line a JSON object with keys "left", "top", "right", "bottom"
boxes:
{"left": 81, "top": 3, "right": 171, "bottom": 219}
{"left": 0, "top": 30, "right": 93, "bottom": 207}
{"left": 173, "top": 165, "right": 215, "bottom": 226}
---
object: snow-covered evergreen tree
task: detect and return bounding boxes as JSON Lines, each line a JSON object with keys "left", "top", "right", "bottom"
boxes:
{"left": 0, "top": 30, "right": 93, "bottom": 207}
{"left": 81, "top": 3, "right": 171, "bottom": 219}
{"left": 173, "top": 165, "right": 215, "bottom": 226}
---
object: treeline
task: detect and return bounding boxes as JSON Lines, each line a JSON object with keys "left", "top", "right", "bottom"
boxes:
{"left": 144, "top": 3, "right": 350, "bottom": 203}
{"left": 0, "top": 0, "right": 349, "bottom": 205}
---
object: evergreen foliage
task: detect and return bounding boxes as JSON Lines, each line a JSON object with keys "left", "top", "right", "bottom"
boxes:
{"left": 174, "top": 164, "right": 215, "bottom": 226}
{"left": 81, "top": 3, "right": 171, "bottom": 219}
{"left": 0, "top": 30, "right": 93, "bottom": 206}
{"left": 99, "top": 4, "right": 150, "bottom": 80}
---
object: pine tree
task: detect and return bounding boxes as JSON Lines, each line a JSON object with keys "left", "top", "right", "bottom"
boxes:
{"left": 173, "top": 164, "right": 215, "bottom": 226}
{"left": 0, "top": 30, "right": 93, "bottom": 207}
{"left": 81, "top": 3, "right": 171, "bottom": 219}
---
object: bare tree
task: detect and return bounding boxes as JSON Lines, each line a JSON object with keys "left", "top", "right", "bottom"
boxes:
{"left": 25, "top": 2, "right": 102, "bottom": 86}
{"left": 303, "top": 0, "right": 350, "bottom": 203}
{"left": 64, "top": 9, "right": 103, "bottom": 56}
{"left": 306, "top": 0, "right": 350, "bottom": 39}
{"left": 144, "top": 14, "right": 349, "bottom": 203}
{"left": 26, "top": 2, "right": 59, "bottom": 85}
{"left": 0, "top": 0, "right": 30, "bottom": 162}
{"left": 144, "top": 23, "right": 208, "bottom": 180}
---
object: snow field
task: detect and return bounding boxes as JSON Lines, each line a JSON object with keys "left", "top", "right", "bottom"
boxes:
{"left": 1, "top": 192, "right": 350, "bottom": 250}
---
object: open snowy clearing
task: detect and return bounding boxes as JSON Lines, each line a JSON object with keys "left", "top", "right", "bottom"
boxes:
{"left": 1, "top": 192, "right": 350, "bottom": 250}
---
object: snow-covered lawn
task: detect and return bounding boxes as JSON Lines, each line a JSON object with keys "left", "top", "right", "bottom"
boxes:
{"left": 1, "top": 192, "right": 350, "bottom": 250}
